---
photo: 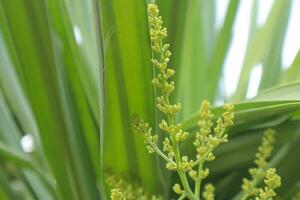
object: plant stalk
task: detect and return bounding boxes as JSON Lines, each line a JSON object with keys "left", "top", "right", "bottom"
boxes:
{"left": 194, "top": 162, "right": 203, "bottom": 198}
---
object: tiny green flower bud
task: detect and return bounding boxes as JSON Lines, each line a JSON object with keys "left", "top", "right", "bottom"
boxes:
{"left": 166, "top": 69, "right": 175, "bottom": 79}
{"left": 188, "top": 170, "right": 198, "bottom": 181}
{"left": 151, "top": 78, "right": 161, "bottom": 87}
{"left": 159, "top": 119, "right": 168, "bottom": 131}
{"left": 199, "top": 168, "right": 210, "bottom": 179}
{"left": 173, "top": 184, "right": 183, "bottom": 194}
{"left": 206, "top": 153, "right": 215, "bottom": 161}
{"left": 111, "top": 188, "right": 125, "bottom": 200}
{"left": 265, "top": 168, "right": 281, "bottom": 189}
{"left": 164, "top": 50, "right": 171, "bottom": 58}
{"left": 162, "top": 44, "right": 170, "bottom": 51}
{"left": 166, "top": 162, "right": 177, "bottom": 171}
{"left": 203, "top": 184, "right": 215, "bottom": 200}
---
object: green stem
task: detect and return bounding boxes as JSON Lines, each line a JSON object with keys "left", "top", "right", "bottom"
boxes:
{"left": 192, "top": 129, "right": 226, "bottom": 168}
{"left": 162, "top": 76, "right": 196, "bottom": 200}
{"left": 153, "top": 146, "right": 175, "bottom": 164}
{"left": 153, "top": 26, "right": 197, "bottom": 200}
{"left": 194, "top": 162, "right": 203, "bottom": 198}
{"left": 173, "top": 142, "right": 197, "bottom": 200}
{"left": 178, "top": 193, "right": 187, "bottom": 200}
{"left": 163, "top": 92, "right": 196, "bottom": 199}
{"left": 191, "top": 147, "right": 213, "bottom": 168}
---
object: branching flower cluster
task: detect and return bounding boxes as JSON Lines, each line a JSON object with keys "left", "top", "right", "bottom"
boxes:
{"left": 107, "top": 175, "right": 162, "bottom": 200}
{"left": 110, "top": 3, "right": 282, "bottom": 200}
{"left": 240, "top": 129, "right": 281, "bottom": 200}
{"left": 133, "top": 4, "right": 234, "bottom": 200}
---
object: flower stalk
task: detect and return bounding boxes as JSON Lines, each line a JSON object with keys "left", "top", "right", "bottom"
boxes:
{"left": 233, "top": 129, "right": 281, "bottom": 200}
{"left": 134, "top": 3, "right": 234, "bottom": 200}
{"left": 130, "top": 3, "right": 281, "bottom": 200}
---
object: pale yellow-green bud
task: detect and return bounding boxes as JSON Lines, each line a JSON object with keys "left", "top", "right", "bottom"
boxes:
{"left": 164, "top": 50, "right": 171, "bottom": 58}
{"left": 150, "top": 58, "right": 160, "bottom": 66}
{"left": 162, "top": 138, "right": 172, "bottom": 151}
{"left": 223, "top": 103, "right": 234, "bottom": 127}
{"left": 163, "top": 81, "right": 175, "bottom": 95}
{"left": 178, "top": 156, "right": 193, "bottom": 171}
{"left": 264, "top": 168, "right": 281, "bottom": 190}
{"left": 188, "top": 170, "right": 198, "bottom": 181}
{"left": 107, "top": 174, "right": 162, "bottom": 200}
{"left": 203, "top": 184, "right": 215, "bottom": 200}
{"left": 198, "top": 100, "right": 213, "bottom": 136}
{"left": 166, "top": 69, "right": 175, "bottom": 79}
{"left": 162, "top": 138, "right": 174, "bottom": 158}
{"left": 174, "top": 130, "right": 189, "bottom": 142}
{"left": 111, "top": 188, "right": 125, "bottom": 200}
{"left": 166, "top": 162, "right": 177, "bottom": 171}
{"left": 148, "top": 4, "right": 159, "bottom": 18}
{"left": 206, "top": 152, "right": 215, "bottom": 161}
{"left": 242, "top": 178, "right": 259, "bottom": 196}
{"left": 199, "top": 168, "right": 210, "bottom": 179}
{"left": 249, "top": 168, "right": 265, "bottom": 180}
{"left": 173, "top": 184, "right": 183, "bottom": 194}
{"left": 146, "top": 145, "right": 155, "bottom": 154}
{"left": 158, "top": 119, "right": 168, "bottom": 131}
{"left": 255, "top": 129, "right": 275, "bottom": 170}
{"left": 214, "top": 118, "right": 223, "bottom": 136}
{"left": 156, "top": 102, "right": 182, "bottom": 116}
{"left": 133, "top": 117, "right": 150, "bottom": 135}
{"left": 151, "top": 44, "right": 160, "bottom": 52}
{"left": 151, "top": 78, "right": 161, "bottom": 87}
{"left": 162, "top": 44, "right": 170, "bottom": 51}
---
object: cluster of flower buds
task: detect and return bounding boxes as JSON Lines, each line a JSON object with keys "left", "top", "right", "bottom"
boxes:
{"left": 178, "top": 156, "right": 194, "bottom": 172}
{"left": 124, "top": 2, "right": 283, "bottom": 200}
{"left": 110, "top": 188, "right": 125, "bottom": 200}
{"left": 191, "top": 101, "right": 234, "bottom": 186}
{"left": 173, "top": 184, "right": 184, "bottom": 195}
{"left": 242, "top": 129, "right": 281, "bottom": 199}
{"left": 133, "top": 118, "right": 158, "bottom": 154}
{"left": 194, "top": 101, "right": 233, "bottom": 160}
{"left": 148, "top": 3, "right": 194, "bottom": 178}
{"left": 203, "top": 184, "right": 215, "bottom": 200}
{"left": 108, "top": 174, "right": 162, "bottom": 200}
{"left": 148, "top": 4, "right": 181, "bottom": 120}
{"left": 255, "top": 129, "right": 275, "bottom": 170}
{"left": 148, "top": 4, "right": 167, "bottom": 51}
{"left": 162, "top": 138, "right": 174, "bottom": 158}
{"left": 159, "top": 120, "right": 189, "bottom": 142}
{"left": 189, "top": 168, "right": 209, "bottom": 181}
{"left": 257, "top": 168, "right": 281, "bottom": 199}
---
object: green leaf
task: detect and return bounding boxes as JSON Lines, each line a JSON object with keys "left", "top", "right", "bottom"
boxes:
{"left": 281, "top": 51, "right": 300, "bottom": 84}
{"left": 258, "top": 1, "right": 291, "bottom": 91}
{"left": 0, "top": 0, "right": 101, "bottom": 199}
{"left": 175, "top": 0, "right": 240, "bottom": 119}
{"left": 254, "top": 81, "right": 300, "bottom": 101}
{"left": 0, "top": 89, "right": 55, "bottom": 200}
{"left": 0, "top": 31, "right": 42, "bottom": 153}
{"left": 234, "top": 0, "right": 292, "bottom": 100}
{"left": 99, "top": 0, "right": 163, "bottom": 196}
{"left": 183, "top": 82, "right": 300, "bottom": 131}
{"left": 0, "top": 142, "right": 56, "bottom": 200}
{"left": 199, "top": 0, "right": 240, "bottom": 105}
